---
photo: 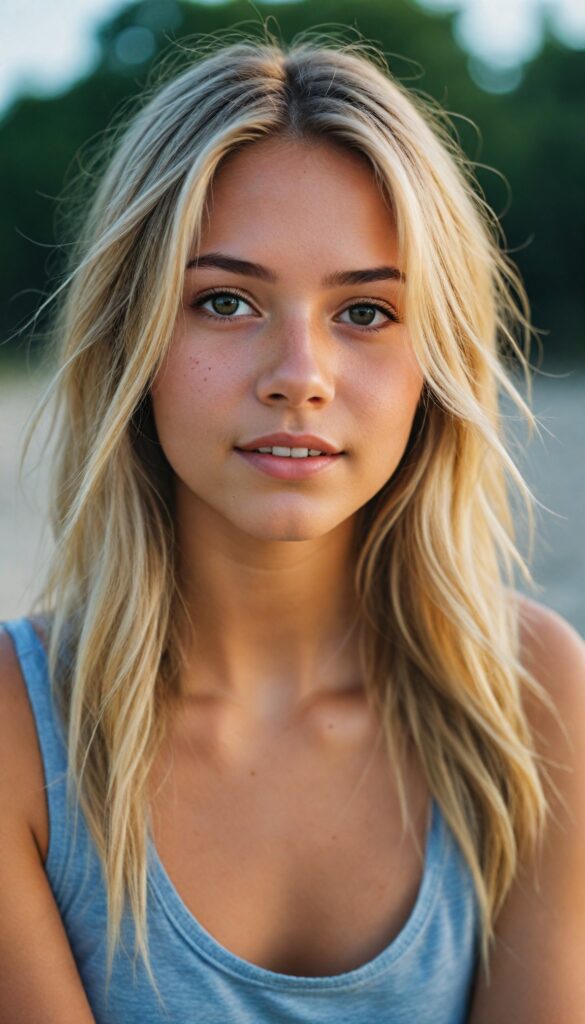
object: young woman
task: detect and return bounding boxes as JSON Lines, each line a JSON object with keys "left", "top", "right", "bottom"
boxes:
{"left": 1, "top": 34, "right": 584, "bottom": 1024}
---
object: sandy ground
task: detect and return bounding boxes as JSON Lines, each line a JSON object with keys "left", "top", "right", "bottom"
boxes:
{"left": 511, "top": 369, "right": 585, "bottom": 636}
{"left": 0, "top": 370, "right": 55, "bottom": 621}
{"left": 1, "top": 368, "right": 584, "bottom": 635}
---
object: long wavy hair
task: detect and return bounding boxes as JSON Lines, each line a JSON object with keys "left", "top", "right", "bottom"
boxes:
{"left": 23, "top": 29, "right": 559, "bottom": 997}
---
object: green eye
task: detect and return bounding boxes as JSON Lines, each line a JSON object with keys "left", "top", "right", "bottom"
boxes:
{"left": 209, "top": 294, "right": 239, "bottom": 316}
{"left": 192, "top": 289, "right": 255, "bottom": 319}
{"left": 339, "top": 302, "right": 401, "bottom": 331}
{"left": 348, "top": 304, "right": 378, "bottom": 326}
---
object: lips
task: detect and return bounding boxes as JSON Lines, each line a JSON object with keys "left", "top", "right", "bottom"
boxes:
{"left": 235, "top": 447, "right": 341, "bottom": 480}
{"left": 236, "top": 433, "right": 343, "bottom": 455}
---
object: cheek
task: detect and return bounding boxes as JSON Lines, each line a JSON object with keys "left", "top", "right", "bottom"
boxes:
{"left": 150, "top": 352, "right": 221, "bottom": 479}
{"left": 152, "top": 347, "right": 213, "bottom": 405}
{"left": 151, "top": 332, "right": 235, "bottom": 432}
{"left": 354, "top": 346, "right": 424, "bottom": 448}
{"left": 353, "top": 364, "right": 424, "bottom": 497}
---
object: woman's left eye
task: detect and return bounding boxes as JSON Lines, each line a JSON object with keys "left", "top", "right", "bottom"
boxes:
{"left": 338, "top": 303, "right": 401, "bottom": 331}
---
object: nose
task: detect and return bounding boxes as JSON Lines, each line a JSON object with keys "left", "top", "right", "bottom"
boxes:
{"left": 255, "top": 316, "right": 336, "bottom": 409}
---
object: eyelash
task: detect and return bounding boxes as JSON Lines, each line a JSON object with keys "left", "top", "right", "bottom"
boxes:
{"left": 190, "top": 287, "right": 402, "bottom": 333}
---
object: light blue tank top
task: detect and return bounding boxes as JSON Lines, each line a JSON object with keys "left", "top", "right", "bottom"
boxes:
{"left": 3, "top": 615, "right": 480, "bottom": 1023}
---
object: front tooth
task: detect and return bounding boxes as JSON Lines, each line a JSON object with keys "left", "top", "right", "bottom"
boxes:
{"left": 254, "top": 446, "right": 324, "bottom": 457}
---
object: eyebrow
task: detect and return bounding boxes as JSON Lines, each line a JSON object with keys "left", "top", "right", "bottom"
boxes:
{"left": 185, "top": 251, "right": 405, "bottom": 286}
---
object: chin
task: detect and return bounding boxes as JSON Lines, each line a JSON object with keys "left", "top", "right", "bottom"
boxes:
{"left": 233, "top": 507, "right": 344, "bottom": 544}
{"left": 241, "top": 521, "right": 330, "bottom": 543}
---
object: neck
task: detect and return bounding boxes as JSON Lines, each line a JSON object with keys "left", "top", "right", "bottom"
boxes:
{"left": 174, "top": 496, "right": 362, "bottom": 719}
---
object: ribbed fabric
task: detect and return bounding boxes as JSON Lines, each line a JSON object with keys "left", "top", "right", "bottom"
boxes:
{"left": 3, "top": 615, "right": 481, "bottom": 1023}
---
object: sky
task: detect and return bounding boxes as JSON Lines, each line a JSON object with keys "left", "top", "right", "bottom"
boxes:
{"left": 1, "top": 0, "right": 584, "bottom": 115}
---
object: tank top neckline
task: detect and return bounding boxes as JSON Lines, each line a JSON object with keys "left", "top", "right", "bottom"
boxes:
{"left": 147, "top": 793, "right": 447, "bottom": 991}
{"left": 10, "top": 615, "right": 449, "bottom": 993}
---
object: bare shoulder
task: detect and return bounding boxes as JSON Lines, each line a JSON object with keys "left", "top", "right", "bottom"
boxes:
{"left": 0, "top": 623, "right": 95, "bottom": 1021}
{"left": 517, "top": 592, "right": 585, "bottom": 682}
{"left": 516, "top": 593, "right": 585, "bottom": 747}
{"left": 0, "top": 623, "right": 49, "bottom": 860}
{"left": 468, "top": 596, "right": 585, "bottom": 1023}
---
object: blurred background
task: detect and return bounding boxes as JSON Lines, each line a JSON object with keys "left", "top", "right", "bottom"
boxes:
{"left": 0, "top": 0, "right": 583, "bottom": 630}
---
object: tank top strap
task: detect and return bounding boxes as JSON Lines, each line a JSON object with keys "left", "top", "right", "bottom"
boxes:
{"left": 1, "top": 616, "right": 79, "bottom": 890}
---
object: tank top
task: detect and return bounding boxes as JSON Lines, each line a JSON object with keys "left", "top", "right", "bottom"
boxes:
{"left": 2, "top": 615, "right": 480, "bottom": 1023}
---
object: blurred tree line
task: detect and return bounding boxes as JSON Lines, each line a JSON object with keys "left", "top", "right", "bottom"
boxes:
{"left": 0, "top": 0, "right": 583, "bottom": 367}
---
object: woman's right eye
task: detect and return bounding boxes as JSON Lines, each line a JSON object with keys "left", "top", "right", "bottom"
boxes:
{"left": 191, "top": 289, "right": 255, "bottom": 320}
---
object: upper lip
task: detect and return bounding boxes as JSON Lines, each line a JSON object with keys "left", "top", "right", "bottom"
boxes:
{"left": 236, "top": 433, "right": 343, "bottom": 455}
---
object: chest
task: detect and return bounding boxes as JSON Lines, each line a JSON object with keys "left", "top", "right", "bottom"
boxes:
{"left": 148, "top": 703, "right": 430, "bottom": 977}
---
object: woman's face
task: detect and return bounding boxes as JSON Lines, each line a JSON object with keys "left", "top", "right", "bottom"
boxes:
{"left": 151, "top": 137, "right": 424, "bottom": 542}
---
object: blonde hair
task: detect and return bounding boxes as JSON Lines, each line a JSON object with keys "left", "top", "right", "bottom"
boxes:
{"left": 23, "top": 28, "right": 557, "bottom": 998}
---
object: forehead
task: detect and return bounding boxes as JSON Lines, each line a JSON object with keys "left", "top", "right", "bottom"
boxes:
{"left": 198, "top": 137, "right": 399, "bottom": 265}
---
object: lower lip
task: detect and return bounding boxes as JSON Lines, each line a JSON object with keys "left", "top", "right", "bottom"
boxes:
{"left": 235, "top": 450, "right": 343, "bottom": 480}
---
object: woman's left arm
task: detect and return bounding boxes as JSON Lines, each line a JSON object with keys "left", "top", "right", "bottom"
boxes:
{"left": 468, "top": 598, "right": 585, "bottom": 1024}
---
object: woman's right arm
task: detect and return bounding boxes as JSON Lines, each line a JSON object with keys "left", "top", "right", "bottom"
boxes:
{"left": 0, "top": 628, "right": 96, "bottom": 1024}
